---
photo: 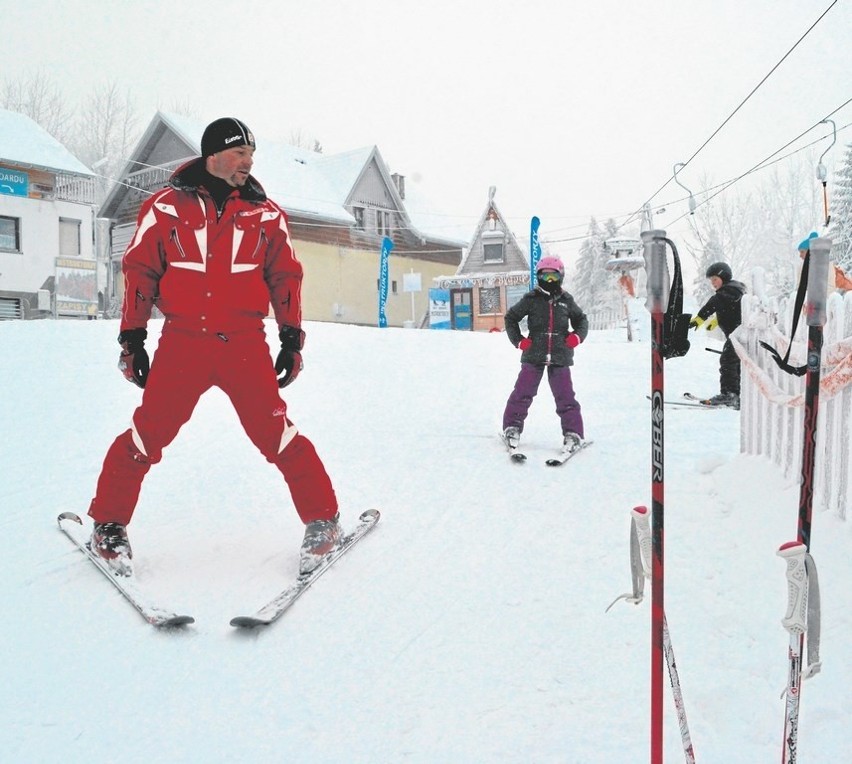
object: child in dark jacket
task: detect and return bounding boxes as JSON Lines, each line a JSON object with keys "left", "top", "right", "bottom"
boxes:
{"left": 690, "top": 261, "right": 746, "bottom": 409}
{"left": 501, "top": 256, "right": 589, "bottom": 452}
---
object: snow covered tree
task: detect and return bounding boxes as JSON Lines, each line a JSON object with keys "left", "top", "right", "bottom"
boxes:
{"left": 828, "top": 141, "right": 852, "bottom": 272}
{"left": 571, "top": 217, "right": 622, "bottom": 326}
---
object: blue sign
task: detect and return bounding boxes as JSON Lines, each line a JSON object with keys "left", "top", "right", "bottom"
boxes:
{"left": 378, "top": 237, "right": 393, "bottom": 328}
{"left": 529, "top": 216, "right": 541, "bottom": 289}
{"left": 429, "top": 288, "right": 451, "bottom": 329}
{"left": 0, "top": 169, "right": 29, "bottom": 197}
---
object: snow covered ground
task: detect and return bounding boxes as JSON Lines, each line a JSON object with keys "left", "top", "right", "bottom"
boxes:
{"left": 1, "top": 316, "right": 849, "bottom": 762}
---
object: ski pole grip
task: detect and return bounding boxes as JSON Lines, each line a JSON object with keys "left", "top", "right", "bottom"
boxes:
{"left": 778, "top": 541, "right": 808, "bottom": 634}
{"left": 806, "top": 237, "right": 831, "bottom": 327}
{"left": 641, "top": 229, "right": 669, "bottom": 314}
{"left": 631, "top": 505, "right": 652, "bottom": 578}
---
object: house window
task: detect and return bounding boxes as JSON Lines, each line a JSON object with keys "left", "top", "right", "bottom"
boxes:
{"left": 483, "top": 242, "right": 504, "bottom": 263}
{"left": 353, "top": 207, "right": 365, "bottom": 230}
{"left": 59, "top": 218, "right": 81, "bottom": 256}
{"left": 377, "top": 210, "right": 391, "bottom": 237}
{"left": 0, "top": 215, "right": 21, "bottom": 252}
{"left": 479, "top": 286, "right": 501, "bottom": 315}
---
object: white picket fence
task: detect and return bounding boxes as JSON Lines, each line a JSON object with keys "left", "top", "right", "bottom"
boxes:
{"left": 734, "top": 288, "right": 852, "bottom": 520}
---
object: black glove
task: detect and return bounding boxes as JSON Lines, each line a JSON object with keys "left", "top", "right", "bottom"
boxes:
{"left": 275, "top": 325, "right": 305, "bottom": 388}
{"left": 117, "top": 328, "right": 149, "bottom": 388}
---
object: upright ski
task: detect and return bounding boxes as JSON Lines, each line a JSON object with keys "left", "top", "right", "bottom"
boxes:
{"left": 57, "top": 512, "right": 194, "bottom": 628}
{"left": 230, "top": 509, "right": 380, "bottom": 628}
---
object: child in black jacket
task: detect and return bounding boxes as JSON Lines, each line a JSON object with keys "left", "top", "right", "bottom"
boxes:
{"left": 690, "top": 261, "right": 746, "bottom": 409}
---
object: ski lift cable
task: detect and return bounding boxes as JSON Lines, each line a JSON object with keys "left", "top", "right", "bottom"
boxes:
{"left": 619, "top": 0, "right": 839, "bottom": 232}
{"left": 666, "top": 100, "right": 852, "bottom": 229}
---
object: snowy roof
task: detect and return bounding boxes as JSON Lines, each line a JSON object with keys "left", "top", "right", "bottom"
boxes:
{"left": 114, "top": 112, "right": 466, "bottom": 246}
{"left": 0, "top": 108, "right": 94, "bottom": 177}
{"left": 156, "top": 112, "right": 352, "bottom": 224}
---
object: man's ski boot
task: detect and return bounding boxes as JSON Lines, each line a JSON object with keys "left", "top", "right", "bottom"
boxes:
{"left": 299, "top": 513, "right": 342, "bottom": 574}
{"left": 90, "top": 521, "right": 133, "bottom": 576}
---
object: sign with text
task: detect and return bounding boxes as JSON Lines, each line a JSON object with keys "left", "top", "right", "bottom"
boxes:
{"left": 55, "top": 257, "right": 97, "bottom": 316}
{"left": 0, "top": 168, "right": 29, "bottom": 197}
{"left": 429, "top": 288, "right": 451, "bottom": 329}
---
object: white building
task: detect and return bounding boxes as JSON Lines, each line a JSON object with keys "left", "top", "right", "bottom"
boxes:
{"left": 0, "top": 109, "right": 97, "bottom": 319}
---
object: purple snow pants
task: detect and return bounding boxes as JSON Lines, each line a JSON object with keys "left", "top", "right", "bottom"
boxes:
{"left": 502, "top": 363, "right": 584, "bottom": 437}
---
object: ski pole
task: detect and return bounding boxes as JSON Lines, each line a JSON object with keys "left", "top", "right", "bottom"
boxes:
{"left": 642, "top": 229, "right": 669, "bottom": 764}
{"left": 622, "top": 505, "right": 696, "bottom": 764}
{"left": 778, "top": 235, "right": 829, "bottom": 763}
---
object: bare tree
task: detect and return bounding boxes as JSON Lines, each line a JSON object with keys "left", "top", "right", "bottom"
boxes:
{"left": 68, "top": 82, "right": 140, "bottom": 203}
{"left": 1, "top": 69, "right": 75, "bottom": 143}
{"left": 287, "top": 127, "right": 323, "bottom": 153}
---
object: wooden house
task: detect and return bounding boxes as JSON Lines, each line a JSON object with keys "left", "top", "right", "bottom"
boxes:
{"left": 99, "top": 112, "right": 465, "bottom": 327}
{"left": 431, "top": 189, "right": 531, "bottom": 331}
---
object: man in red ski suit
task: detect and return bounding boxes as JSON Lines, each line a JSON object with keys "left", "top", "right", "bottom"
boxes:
{"left": 88, "top": 117, "right": 340, "bottom": 575}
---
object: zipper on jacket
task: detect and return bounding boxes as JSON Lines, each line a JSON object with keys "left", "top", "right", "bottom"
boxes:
{"left": 170, "top": 228, "right": 188, "bottom": 259}
{"left": 546, "top": 299, "right": 554, "bottom": 364}
{"left": 250, "top": 229, "right": 267, "bottom": 260}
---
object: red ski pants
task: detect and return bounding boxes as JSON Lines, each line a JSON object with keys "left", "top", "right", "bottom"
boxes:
{"left": 88, "top": 327, "right": 337, "bottom": 526}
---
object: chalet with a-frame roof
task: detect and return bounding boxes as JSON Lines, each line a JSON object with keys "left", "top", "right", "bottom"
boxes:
{"left": 431, "top": 188, "right": 531, "bottom": 331}
{"left": 99, "top": 112, "right": 465, "bottom": 327}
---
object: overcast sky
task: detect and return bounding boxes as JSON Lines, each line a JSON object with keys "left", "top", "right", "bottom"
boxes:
{"left": 3, "top": 0, "right": 850, "bottom": 259}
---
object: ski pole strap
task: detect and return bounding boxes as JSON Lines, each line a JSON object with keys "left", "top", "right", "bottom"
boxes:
{"left": 759, "top": 252, "right": 809, "bottom": 376}
{"left": 659, "top": 237, "right": 692, "bottom": 360}
{"left": 778, "top": 542, "right": 822, "bottom": 678}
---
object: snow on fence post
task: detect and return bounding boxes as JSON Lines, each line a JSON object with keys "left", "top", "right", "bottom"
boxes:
{"left": 737, "top": 286, "right": 852, "bottom": 520}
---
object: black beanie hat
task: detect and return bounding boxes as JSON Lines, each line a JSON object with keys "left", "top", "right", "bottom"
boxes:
{"left": 201, "top": 117, "right": 256, "bottom": 157}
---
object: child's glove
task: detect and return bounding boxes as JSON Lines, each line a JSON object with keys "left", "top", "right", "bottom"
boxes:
{"left": 689, "top": 316, "right": 705, "bottom": 330}
{"left": 705, "top": 317, "right": 719, "bottom": 331}
{"left": 518, "top": 337, "right": 532, "bottom": 350}
{"left": 565, "top": 333, "right": 581, "bottom": 348}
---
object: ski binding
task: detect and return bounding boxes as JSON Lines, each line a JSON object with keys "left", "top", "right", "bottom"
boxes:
{"left": 230, "top": 509, "right": 381, "bottom": 628}
{"left": 57, "top": 512, "right": 194, "bottom": 628}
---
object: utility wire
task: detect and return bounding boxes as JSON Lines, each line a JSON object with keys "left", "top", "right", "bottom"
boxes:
{"left": 666, "top": 98, "right": 852, "bottom": 228}
{"left": 620, "top": 0, "right": 839, "bottom": 233}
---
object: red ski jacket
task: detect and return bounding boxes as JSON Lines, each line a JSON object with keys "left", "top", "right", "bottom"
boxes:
{"left": 120, "top": 158, "right": 302, "bottom": 335}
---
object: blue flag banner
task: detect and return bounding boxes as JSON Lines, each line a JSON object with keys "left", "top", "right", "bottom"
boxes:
{"left": 529, "top": 216, "right": 541, "bottom": 289}
{"left": 379, "top": 237, "right": 393, "bottom": 327}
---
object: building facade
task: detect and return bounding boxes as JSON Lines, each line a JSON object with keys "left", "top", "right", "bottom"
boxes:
{"left": 99, "top": 112, "right": 466, "bottom": 327}
{"left": 431, "top": 189, "right": 531, "bottom": 331}
{"left": 0, "top": 109, "right": 97, "bottom": 319}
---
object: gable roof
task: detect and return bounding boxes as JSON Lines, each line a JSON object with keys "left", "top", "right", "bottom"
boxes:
{"left": 0, "top": 108, "right": 94, "bottom": 177}
{"left": 456, "top": 191, "right": 529, "bottom": 274}
{"left": 102, "top": 111, "right": 466, "bottom": 247}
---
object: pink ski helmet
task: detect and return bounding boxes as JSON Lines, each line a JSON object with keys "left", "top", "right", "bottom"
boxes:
{"left": 535, "top": 256, "right": 565, "bottom": 277}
